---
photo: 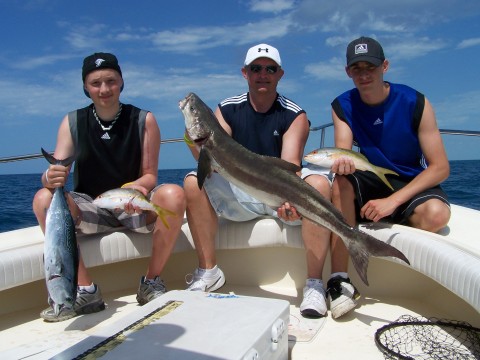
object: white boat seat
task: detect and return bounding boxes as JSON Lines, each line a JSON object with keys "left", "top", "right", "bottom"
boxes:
{"left": 0, "top": 216, "right": 303, "bottom": 293}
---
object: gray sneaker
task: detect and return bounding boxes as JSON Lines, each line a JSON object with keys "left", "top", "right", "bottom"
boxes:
{"left": 136, "top": 276, "right": 167, "bottom": 305}
{"left": 185, "top": 267, "right": 225, "bottom": 292}
{"left": 40, "top": 284, "right": 105, "bottom": 322}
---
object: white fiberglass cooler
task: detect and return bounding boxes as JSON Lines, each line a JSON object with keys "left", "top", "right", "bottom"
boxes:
{"left": 53, "top": 290, "right": 290, "bottom": 360}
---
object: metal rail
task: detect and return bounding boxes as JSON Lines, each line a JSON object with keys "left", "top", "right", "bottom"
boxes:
{"left": 1, "top": 127, "right": 479, "bottom": 164}
{"left": 0, "top": 138, "right": 183, "bottom": 164}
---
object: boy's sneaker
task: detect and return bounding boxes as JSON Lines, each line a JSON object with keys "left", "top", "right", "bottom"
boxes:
{"left": 186, "top": 267, "right": 225, "bottom": 292}
{"left": 40, "top": 284, "right": 105, "bottom": 322}
{"left": 40, "top": 306, "right": 76, "bottom": 322}
{"left": 136, "top": 276, "right": 167, "bottom": 305}
{"left": 327, "top": 276, "right": 360, "bottom": 319}
{"left": 299, "top": 278, "right": 327, "bottom": 318}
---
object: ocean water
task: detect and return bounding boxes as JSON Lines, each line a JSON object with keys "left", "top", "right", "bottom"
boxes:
{"left": 0, "top": 161, "right": 479, "bottom": 233}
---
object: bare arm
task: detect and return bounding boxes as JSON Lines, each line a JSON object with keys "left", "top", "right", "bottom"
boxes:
{"left": 280, "top": 112, "right": 309, "bottom": 167}
{"left": 125, "top": 112, "right": 160, "bottom": 195}
{"left": 42, "top": 115, "right": 75, "bottom": 189}
{"left": 385, "top": 98, "right": 449, "bottom": 207}
{"left": 277, "top": 112, "right": 309, "bottom": 220}
{"left": 331, "top": 109, "right": 356, "bottom": 174}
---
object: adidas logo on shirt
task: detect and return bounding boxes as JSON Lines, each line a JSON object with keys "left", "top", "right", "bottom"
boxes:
{"left": 101, "top": 132, "right": 111, "bottom": 140}
{"left": 373, "top": 118, "right": 383, "bottom": 126}
{"left": 273, "top": 130, "right": 280, "bottom": 136}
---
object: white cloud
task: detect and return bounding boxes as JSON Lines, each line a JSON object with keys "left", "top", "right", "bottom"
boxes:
{"left": 147, "top": 17, "right": 292, "bottom": 53}
{"left": 249, "top": 0, "right": 296, "bottom": 14}
{"left": 8, "top": 54, "right": 74, "bottom": 70}
{"left": 458, "top": 38, "right": 480, "bottom": 49}
{"left": 62, "top": 23, "right": 109, "bottom": 50}
{"left": 384, "top": 37, "right": 446, "bottom": 60}
{"left": 304, "top": 57, "right": 347, "bottom": 81}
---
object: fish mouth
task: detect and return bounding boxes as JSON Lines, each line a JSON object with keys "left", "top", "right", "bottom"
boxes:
{"left": 179, "top": 98, "right": 188, "bottom": 110}
{"left": 193, "top": 136, "right": 208, "bottom": 145}
{"left": 178, "top": 93, "right": 194, "bottom": 111}
{"left": 48, "top": 274, "right": 61, "bottom": 281}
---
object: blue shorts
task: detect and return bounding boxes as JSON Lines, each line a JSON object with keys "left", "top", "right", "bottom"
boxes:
{"left": 186, "top": 165, "right": 332, "bottom": 225}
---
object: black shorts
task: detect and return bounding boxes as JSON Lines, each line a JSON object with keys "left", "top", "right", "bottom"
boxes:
{"left": 344, "top": 171, "right": 450, "bottom": 225}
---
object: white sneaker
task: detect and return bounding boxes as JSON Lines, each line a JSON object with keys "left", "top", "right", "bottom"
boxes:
{"left": 186, "top": 267, "right": 226, "bottom": 292}
{"left": 300, "top": 278, "right": 327, "bottom": 318}
{"left": 327, "top": 275, "right": 360, "bottom": 319}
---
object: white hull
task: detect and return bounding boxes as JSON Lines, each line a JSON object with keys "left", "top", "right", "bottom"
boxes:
{"left": 0, "top": 204, "right": 479, "bottom": 359}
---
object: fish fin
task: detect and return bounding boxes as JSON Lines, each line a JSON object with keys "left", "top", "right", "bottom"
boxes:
{"left": 41, "top": 148, "right": 56, "bottom": 165}
{"left": 152, "top": 204, "right": 177, "bottom": 229}
{"left": 41, "top": 147, "right": 75, "bottom": 167}
{"left": 369, "top": 165, "right": 398, "bottom": 191}
{"left": 261, "top": 155, "right": 302, "bottom": 173}
{"left": 347, "top": 229, "right": 410, "bottom": 286}
{"left": 197, "top": 149, "right": 213, "bottom": 189}
{"left": 348, "top": 245, "right": 371, "bottom": 286}
{"left": 376, "top": 172, "right": 395, "bottom": 191}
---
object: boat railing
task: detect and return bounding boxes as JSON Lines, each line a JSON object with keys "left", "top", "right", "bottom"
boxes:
{"left": 0, "top": 125, "right": 479, "bottom": 164}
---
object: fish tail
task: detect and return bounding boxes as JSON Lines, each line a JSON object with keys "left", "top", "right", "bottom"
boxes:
{"left": 346, "top": 229, "right": 410, "bottom": 286}
{"left": 374, "top": 165, "right": 399, "bottom": 191}
{"left": 41, "top": 147, "right": 75, "bottom": 167}
{"left": 152, "top": 204, "right": 177, "bottom": 229}
{"left": 377, "top": 172, "right": 395, "bottom": 191}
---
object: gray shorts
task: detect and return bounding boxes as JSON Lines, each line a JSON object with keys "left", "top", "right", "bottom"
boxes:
{"left": 71, "top": 184, "right": 164, "bottom": 235}
{"left": 186, "top": 165, "right": 332, "bottom": 225}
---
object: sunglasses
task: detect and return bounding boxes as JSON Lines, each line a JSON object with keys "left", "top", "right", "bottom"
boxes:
{"left": 249, "top": 64, "right": 279, "bottom": 74}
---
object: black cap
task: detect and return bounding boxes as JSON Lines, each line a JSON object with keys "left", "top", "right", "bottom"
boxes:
{"left": 346, "top": 37, "right": 385, "bottom": 67}
{"left": 82, "top": 52, "right": 122, "bottom": 82}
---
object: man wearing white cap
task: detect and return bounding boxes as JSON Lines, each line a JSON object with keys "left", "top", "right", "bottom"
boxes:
{"left": 184, "top": 44, "right": 333, "bottom": 318}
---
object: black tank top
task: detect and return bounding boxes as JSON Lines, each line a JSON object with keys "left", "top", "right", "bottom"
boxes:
{"left": 69, "top": 104, "right": 146, "bottom": 198}
{"left": 219, "top": 93, "right": 306, "bottom": 157}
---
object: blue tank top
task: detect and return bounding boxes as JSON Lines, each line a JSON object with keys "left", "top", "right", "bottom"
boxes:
{"left": 332, "top": 82, "right": 426, "bottom": 179}
{"left": 219, "top": 93, "right": 306, "bottom": 157}
{"left": 69, "top": 104, "right": 146, "bottom": 198}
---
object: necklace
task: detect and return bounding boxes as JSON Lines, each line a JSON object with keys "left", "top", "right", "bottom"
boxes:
{"left": 93, "top": 103, "right": 123, "bottom": 132}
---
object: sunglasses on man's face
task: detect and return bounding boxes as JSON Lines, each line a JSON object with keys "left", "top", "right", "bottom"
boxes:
{"left": 249, "top": 64, "right": 279, "bottom": 74}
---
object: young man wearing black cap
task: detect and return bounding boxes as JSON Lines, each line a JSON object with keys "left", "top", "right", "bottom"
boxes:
{"left": 33, "top": 52, "right": 186, "bottom": 322}
{"left": 183, "top": 44, "right": 334, "bottom": 318}
{"left": 327, "top": 36, "right": 451, "bottom": 318}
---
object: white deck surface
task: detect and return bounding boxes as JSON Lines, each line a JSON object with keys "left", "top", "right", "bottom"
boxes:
{"left": 1, "top": 280, "right": 475, "bottom": 360}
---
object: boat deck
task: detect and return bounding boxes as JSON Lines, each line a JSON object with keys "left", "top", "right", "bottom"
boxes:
{"left": 1, "top": 275, "right": 477, "bottom": 360}
{"left": 1, "top": 204, "right": 480, "bottom": 359}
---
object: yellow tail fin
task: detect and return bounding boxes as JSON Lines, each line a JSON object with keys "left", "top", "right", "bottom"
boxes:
{"left": 152, "top": 205, "right": 177, "bottom": 229}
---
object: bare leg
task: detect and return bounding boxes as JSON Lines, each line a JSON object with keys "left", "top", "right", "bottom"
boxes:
{"left": 184, "top": 175, "right": 218, "bottom": 269}
{"left": 302, "top": 175, "right": 331, "bottom": 279}
{"left": 144, "top": 184, "right": 186, "bottom": 278}
{"left": 330, "top": 175, "right": 356, "bottom": 274}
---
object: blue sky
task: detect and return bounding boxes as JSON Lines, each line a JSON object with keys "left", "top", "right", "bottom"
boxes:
{"left": 1, "top": 0, "right": 479, "bottom": 175}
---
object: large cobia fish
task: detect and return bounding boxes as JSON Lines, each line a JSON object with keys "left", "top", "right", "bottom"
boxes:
{"left": 93, "top": 188, "right": 176, "bottom": 229}
{"left": 179, "top": 93, "right": 410, "bottom": 285}
{"left": 304, "top": 147, "right": 398, "bottom": 190}
{"left": 41, "top": 148, "right": 79, "bottom": 316}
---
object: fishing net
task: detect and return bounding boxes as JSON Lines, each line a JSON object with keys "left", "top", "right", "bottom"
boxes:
{"left": 375, "top": 315, "right": 480, "bottom": 359}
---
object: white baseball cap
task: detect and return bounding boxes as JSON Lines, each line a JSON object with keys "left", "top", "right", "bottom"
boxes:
{"left": 244, "top": 43, "right": 282, "bottom": 66}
